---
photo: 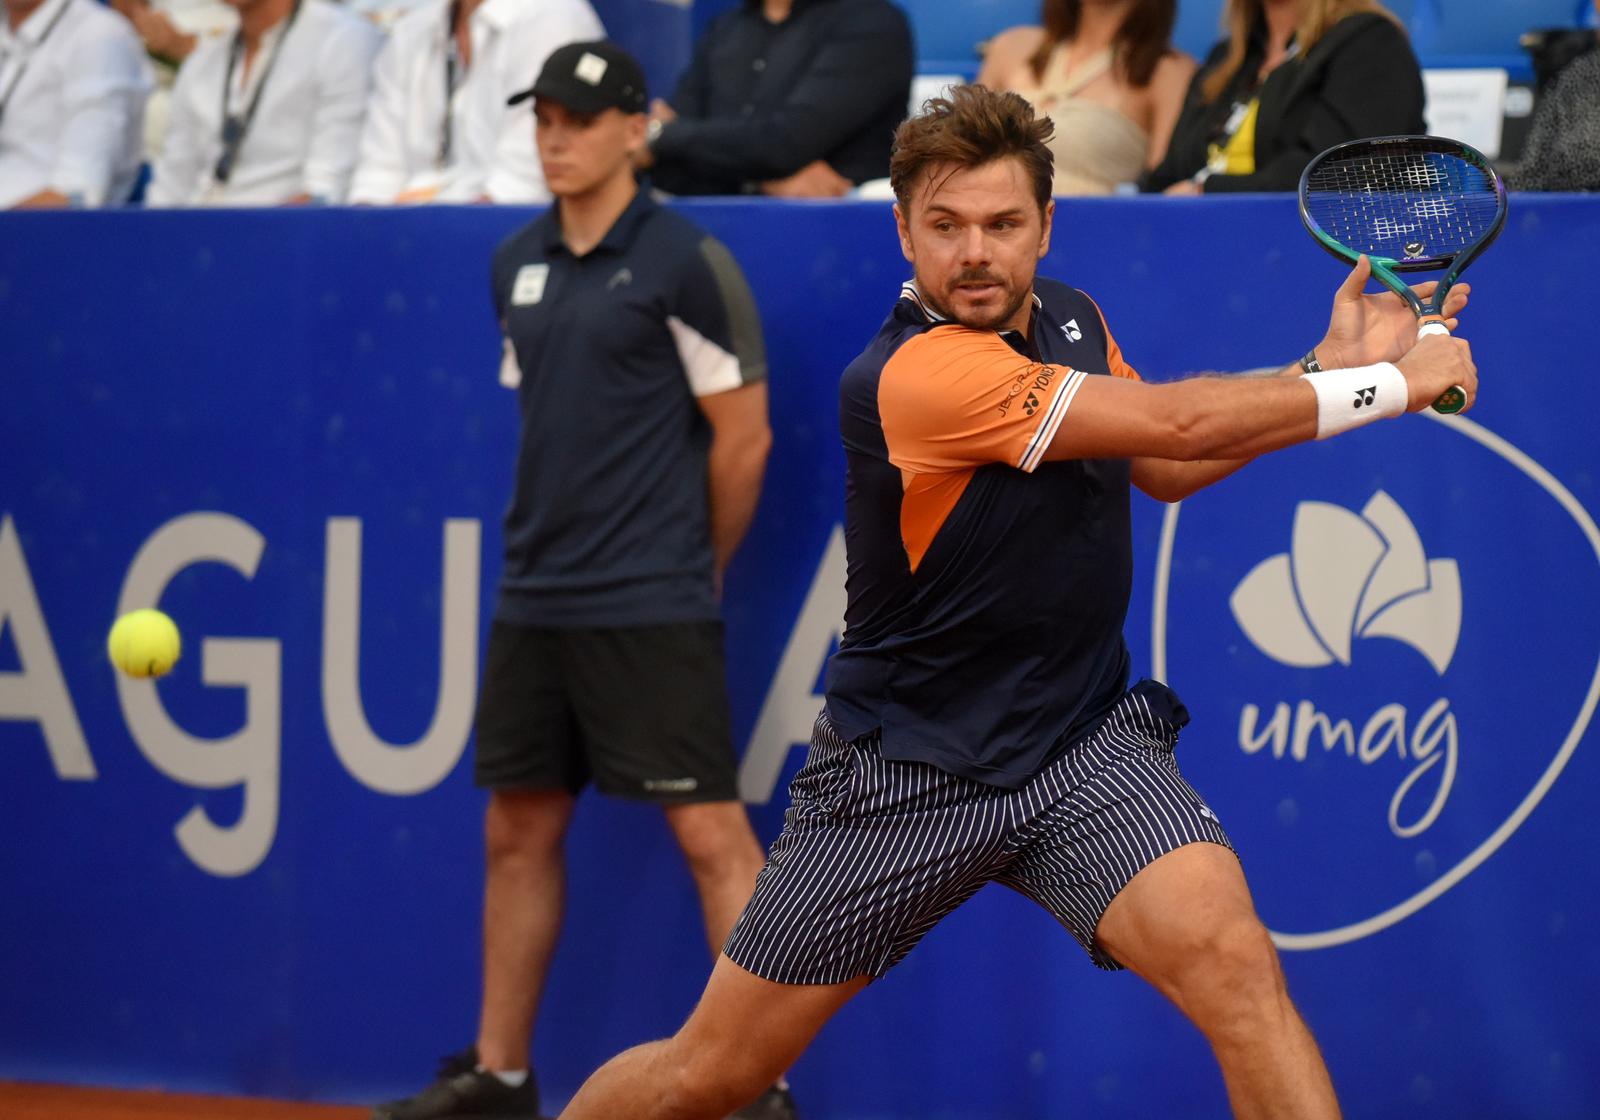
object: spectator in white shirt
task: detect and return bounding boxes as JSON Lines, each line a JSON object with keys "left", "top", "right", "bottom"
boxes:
{"left": 350, "top": 0, "right": 602, "bottom": 204}
{"left": 0, "top": 0, "right": 152, "bottom": 209}
{"left": 147, "top": 0, "right": 379, "bottom": 206}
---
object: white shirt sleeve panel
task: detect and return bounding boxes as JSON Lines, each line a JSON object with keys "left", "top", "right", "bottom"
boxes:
{"left": 667, "top": 314, "right": 744, "bottom": 398}
{"left": 303, "top": 17, "right": 380, "bottom": 201}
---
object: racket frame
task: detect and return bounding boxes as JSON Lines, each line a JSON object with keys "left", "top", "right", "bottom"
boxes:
{"left": 1297, "top": 134, "right": 1506, "bottom": 414}
{"left": 1297, "top": 134, "right": 1507, "bottom": 320}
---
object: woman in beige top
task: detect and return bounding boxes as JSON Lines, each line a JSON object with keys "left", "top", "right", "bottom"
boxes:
{"left": 977, "top": 0, "right": 1194, "bottom": 195}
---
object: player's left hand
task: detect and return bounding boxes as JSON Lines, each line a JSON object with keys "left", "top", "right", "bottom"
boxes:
{"left": 1315, "top": 254, "right": 1470, "bottom": 369}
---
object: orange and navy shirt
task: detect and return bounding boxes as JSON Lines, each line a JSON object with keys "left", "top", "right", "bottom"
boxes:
{"left": 823, "top": 277, "right": 1142, "bottom": 787}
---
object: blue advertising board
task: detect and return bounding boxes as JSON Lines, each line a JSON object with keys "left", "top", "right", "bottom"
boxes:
{"left": 3, "top": 196, "right": 1599, "bottom": 1118}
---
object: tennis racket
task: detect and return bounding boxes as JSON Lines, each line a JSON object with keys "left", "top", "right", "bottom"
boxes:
{"left": 1298, "top": 134, "right": 1507, "bottom": 414}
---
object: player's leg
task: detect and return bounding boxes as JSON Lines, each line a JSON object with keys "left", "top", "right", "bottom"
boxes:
{"left": 560, "top": 956, "right": 867, "bottom": 1119}
{"left": 374, "top": 622, "right": 585, "bottom": 1120}
{"left": 565, "top": 709, "right": 1017, "bottom": 1116}
{"left": 997, "top": 680, "right": 1337, "bottom": 1120}
{"left": 1095, "top": 844, "right": 1338, "bottom": 1120}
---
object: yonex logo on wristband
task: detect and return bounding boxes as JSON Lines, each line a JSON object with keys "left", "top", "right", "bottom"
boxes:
{"left": 1354, "top": 386, "right": 1376, "bottom": 407}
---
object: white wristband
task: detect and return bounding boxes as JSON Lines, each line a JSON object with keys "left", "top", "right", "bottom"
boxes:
{"left": 1300, "top": 363, "right": 1407, "bottom": 439}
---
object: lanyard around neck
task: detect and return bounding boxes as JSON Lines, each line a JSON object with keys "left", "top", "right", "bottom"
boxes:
{"left": 0, "top": 0, "right": 72, "bottom": 129}
{"left": 438, "top": 0, "right": 464, "bottom": 168}
{"left": 214, "top": 0, "right": 304, "bottom": 186}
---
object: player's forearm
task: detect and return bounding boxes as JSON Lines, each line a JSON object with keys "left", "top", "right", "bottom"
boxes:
{"left": 706, "top": 431, "right": 771, "bottom": 574}
{"left": 1131, "top": 455, "right": 1253, "bottom": 503}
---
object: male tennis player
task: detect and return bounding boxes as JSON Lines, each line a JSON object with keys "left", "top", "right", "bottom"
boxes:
{"left": 373, "top": 40, "right": 795, "bottom": 1120}
{"left": 558, "top": 84, "right": 1476, "bottom": 1120}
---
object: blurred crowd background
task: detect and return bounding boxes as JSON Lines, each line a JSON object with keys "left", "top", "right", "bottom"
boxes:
{"left": 2, "top": 0, "right": 1597, "bottom": 212}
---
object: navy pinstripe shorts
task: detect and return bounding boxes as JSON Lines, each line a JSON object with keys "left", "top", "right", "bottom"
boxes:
{"left": 723, "top": 680, "right": 1235, "bottom": 984}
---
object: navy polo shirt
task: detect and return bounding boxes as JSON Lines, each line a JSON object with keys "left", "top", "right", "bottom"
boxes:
{"left": 823, "top": 278, "right": 1138, "bottom": 788}
{"left": 490, "top": 189, "right": 766, "bottom": 627}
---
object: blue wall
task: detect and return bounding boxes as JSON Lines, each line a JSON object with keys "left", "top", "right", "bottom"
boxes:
{"left": 4, "top": 196, "right": 1600, "bottom": 1118}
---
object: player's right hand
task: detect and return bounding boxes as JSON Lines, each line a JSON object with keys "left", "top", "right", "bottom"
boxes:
{"left": 1395, "top": 331, "right": 1477, "bottom": 413}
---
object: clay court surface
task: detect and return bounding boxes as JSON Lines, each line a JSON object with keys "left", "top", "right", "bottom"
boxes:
{"left": 0, "top": 1083, "right": 367, "bottom": 1119}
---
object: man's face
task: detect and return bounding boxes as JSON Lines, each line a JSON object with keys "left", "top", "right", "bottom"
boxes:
{"left": 533, "top": 99, "right": 644, "bottom": 198}
{"left": 894, "top": 157, "right": 1053, "bottom": 333}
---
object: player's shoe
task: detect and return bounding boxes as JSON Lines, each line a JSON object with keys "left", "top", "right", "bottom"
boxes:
{"left": 371, "top": 1047, "right": 540, "bottom": 1119}
{"left": 730, "top": 1083, "right": 799, "bottom": 1120}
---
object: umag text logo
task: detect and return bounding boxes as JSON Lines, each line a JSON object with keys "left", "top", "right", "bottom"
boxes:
{"left": 1153, "top": 416, "right": 1599, "bottom": 950}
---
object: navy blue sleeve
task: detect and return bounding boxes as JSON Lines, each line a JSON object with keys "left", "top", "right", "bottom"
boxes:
{"left": 667, "top": 233, "right": 768, "bottom": 396}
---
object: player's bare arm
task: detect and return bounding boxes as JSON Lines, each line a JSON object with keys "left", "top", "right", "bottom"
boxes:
{"left": 1125, "top": 259, "right": 1475, "bottom": 501}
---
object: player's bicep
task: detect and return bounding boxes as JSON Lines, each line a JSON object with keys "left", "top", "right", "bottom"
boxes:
{"left": 1038, "top": 374, "right": 1183, "bottom": 461}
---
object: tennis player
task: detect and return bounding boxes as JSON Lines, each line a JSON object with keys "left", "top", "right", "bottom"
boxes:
{"left": 559, "top": 84, "right": 1476, "bottom": 1120}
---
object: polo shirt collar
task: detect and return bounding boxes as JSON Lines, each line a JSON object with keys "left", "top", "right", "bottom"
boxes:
{"left": 898, "top": 278, "right": 1043, "bottom": 336}
{"left": 538, "top": 186, "right": 658, "bottom": 257}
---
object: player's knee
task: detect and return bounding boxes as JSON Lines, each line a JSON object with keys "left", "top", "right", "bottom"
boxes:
{"left": 483, "top": 790, "right": 570, "bottom": 864}
{"left": 658, "top": 1037, "right": 772, "bottom": 1117}
{"left": 1178, "top": 917, "right": 1287, "bottom": 1029}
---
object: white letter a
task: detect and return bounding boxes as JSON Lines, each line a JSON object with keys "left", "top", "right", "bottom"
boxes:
{"left": 0, "top": 515, "right": 95, "bottom": 778}
{"left": 739, "top": 525, "right": 846, "bottom": 804}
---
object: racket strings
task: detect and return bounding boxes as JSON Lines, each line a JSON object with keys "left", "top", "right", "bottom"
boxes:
{"left": 1304, "top": 146, "right": 1499, "bottom": 261}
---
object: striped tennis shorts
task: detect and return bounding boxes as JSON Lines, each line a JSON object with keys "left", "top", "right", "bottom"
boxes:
{"left": 723, "top": 679, "right": 1235, "bottom": 984}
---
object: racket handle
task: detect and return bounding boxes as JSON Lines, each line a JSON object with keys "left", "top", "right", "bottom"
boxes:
{"left": 1417, "top": 318, "right": 1465, "bottom": 414}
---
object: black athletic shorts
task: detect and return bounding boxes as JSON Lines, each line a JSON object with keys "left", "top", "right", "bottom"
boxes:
{"left": 723, "top": 679, "right": 1236, "bottom": 983}
{"left": 473, "top": 619, "right": 739, "bottom": 803}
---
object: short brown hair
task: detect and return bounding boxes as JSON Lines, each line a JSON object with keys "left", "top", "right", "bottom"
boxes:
{"left": 889, "top": 84, "right": 1055, "bottom": 216}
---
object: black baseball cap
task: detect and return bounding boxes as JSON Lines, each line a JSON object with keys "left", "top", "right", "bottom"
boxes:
{"left": 506, "top": 40, "right": 648, "bottom": 115}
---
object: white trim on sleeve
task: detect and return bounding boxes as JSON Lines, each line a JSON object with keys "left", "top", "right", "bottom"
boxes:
{"left": 1018, "top": 368, "right": 1088, "bottom": 473}
{"left": 667, "top": 314, "right": 744, "bottom": 398}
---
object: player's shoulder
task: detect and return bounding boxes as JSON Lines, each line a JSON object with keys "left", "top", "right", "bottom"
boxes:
{"left": 633, "top": 203, "right": 734, "bottom": 276}
{"left": 492, "top": 216, "right": 554, "bottom": 275}
{"left": 1034, "top": 277, "right": 1101, "bottom": 320}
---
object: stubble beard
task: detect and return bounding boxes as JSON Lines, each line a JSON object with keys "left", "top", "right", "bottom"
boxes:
{"left": 920, "top": 267, "right": 1033, "bottom": 332}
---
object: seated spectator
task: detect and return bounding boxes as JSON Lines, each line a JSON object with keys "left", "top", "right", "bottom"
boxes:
{"left": 1515, "top": 1, "right": 1599, "bottom": 191}
{"left": 1140, "top": 0, "right": 1423, "bottom": 194}
{"left": 0, "top": 0, "right": 152, "bottom": 209}
{"left": 977, "top": 0, "right": 1194, "bottom": 195}
{"left": 639, "top": 0, "right": 913, "bottom": 198}
{"left": 146, "top": 0, "right": 379, "bottom": 206}
{"left": 107, "top": 0, "right": 233, "bottom": 162}
{"left": 350, "top": 0, "right": 603, "bottom": 204}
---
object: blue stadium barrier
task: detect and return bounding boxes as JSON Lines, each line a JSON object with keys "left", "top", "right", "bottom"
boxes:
{"left": 4, "top": 196, "right": 1600, "bottom": 1118}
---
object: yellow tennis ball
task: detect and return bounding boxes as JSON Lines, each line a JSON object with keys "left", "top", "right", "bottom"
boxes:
{"left": 107, "top": 609, "right": 182, "bottom": 679}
